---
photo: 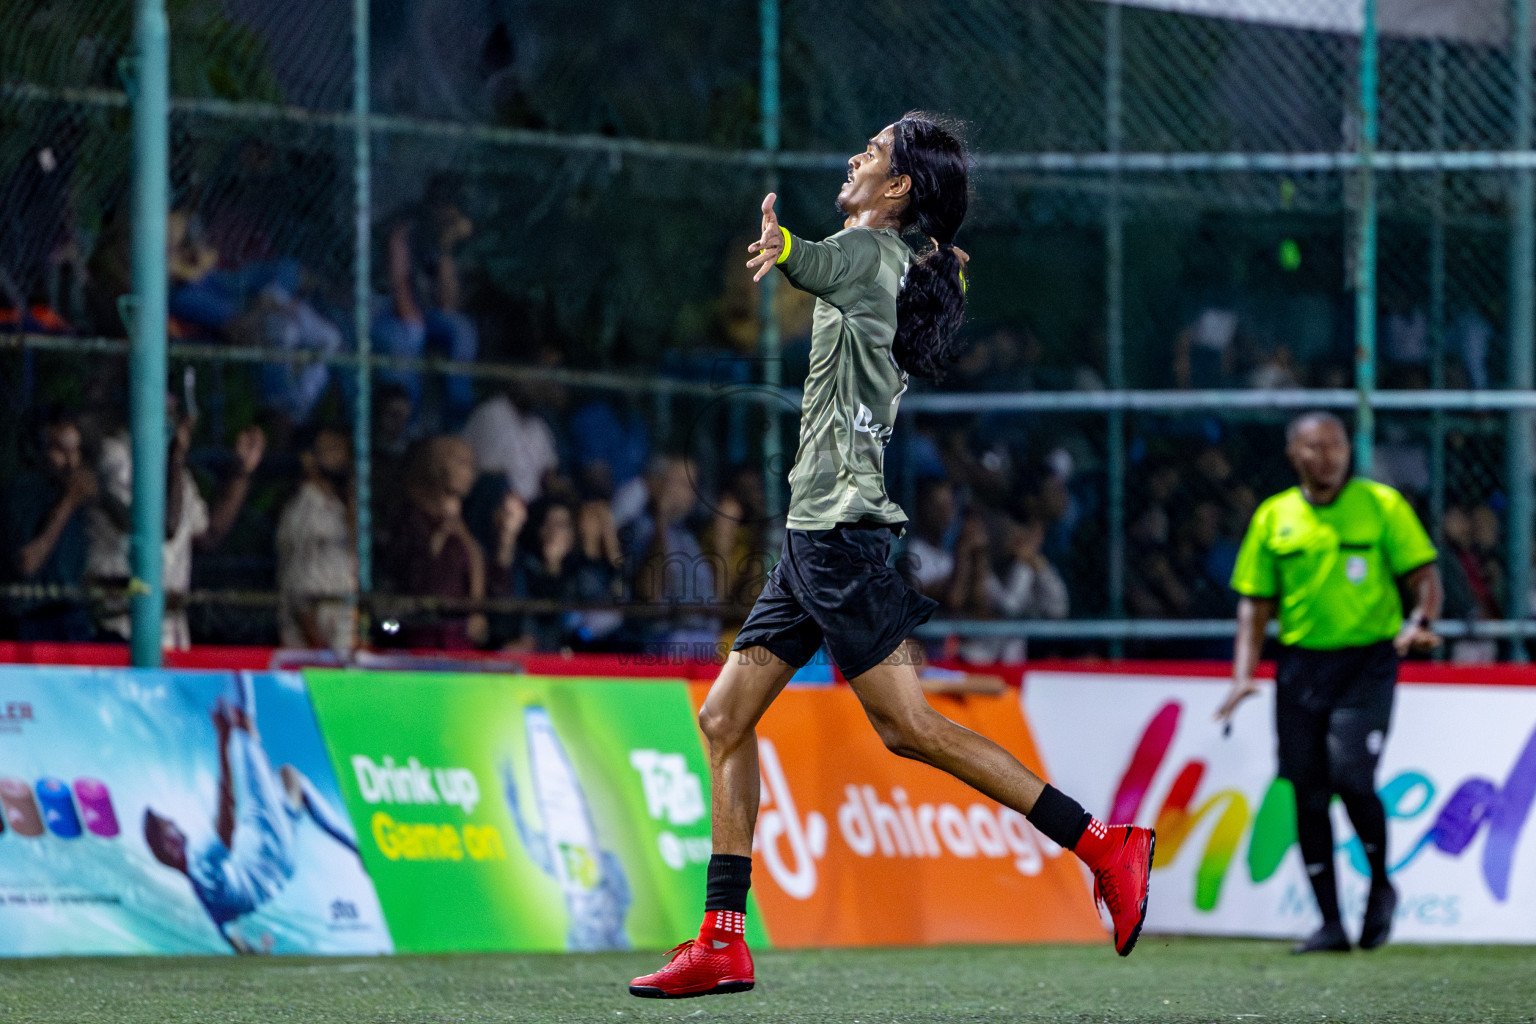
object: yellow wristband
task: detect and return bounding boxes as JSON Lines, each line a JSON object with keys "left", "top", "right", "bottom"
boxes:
{"left": 776, "top": 226, "right": 793, "bottom": 265}
{"left": 958, "top": 269, "right": 968, "bottom": 295}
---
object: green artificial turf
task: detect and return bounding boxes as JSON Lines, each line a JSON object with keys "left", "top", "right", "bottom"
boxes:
{"left": 1, "top": 938, "right": 1532, "bottom": 1023}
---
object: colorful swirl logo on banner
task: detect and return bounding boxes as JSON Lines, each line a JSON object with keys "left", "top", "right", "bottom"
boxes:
{"left": 1111, "top": 702, "right": 1536, "bottom": 911}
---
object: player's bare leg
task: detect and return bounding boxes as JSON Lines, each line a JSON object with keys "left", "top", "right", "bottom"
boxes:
{"left": 697, "top": 648, "right": 800, "bottom": 854}
{"left": 629, "top": 648, "right": 797, "bottom": 998}
{"left": 846, "top": 641, "right": 1047, "bottom": 810}
{"left": 845, "top": 641, "right": 1155, "bottom": 956}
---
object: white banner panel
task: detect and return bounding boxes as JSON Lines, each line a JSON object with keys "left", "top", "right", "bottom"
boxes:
{"left": 1023, "top": 668, "right": 1536, "bottom": 943}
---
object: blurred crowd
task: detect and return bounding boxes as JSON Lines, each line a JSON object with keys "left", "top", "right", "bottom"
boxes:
{"left": 1, "top": 144, "right": 1520, "bottom": 662}
{"left": 0, "top": 383, "right": 760, "bottom": 657}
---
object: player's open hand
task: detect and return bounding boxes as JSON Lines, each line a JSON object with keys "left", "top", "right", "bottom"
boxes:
{"left": 746, "top": 193, "right": 784, "bottom": 282}
{"left": 1214, "top": 675, "right": 1259, "bottom": 725}
{"left": 1393, "top": 621, "right": 1440, "bottom": 657}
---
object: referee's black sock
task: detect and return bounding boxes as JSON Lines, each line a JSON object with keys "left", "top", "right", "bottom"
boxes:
{"left": 1340, "top": 790, "right": 1391, "bottom": 887}
{"left": 1295, "top": 792, "right": 1342, "bottom": 924}
{"left": 1304, "top": 861, "right": 1342, "bottom": 926}
{"left": 704, "top": 854, "right": 752, "bottom": 914}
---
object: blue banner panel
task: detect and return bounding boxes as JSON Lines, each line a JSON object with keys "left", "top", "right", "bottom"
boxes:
{"left": 0, "top": 667, "right": 392, "bottom": 955}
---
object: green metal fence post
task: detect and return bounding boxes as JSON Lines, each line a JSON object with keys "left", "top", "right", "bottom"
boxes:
{"left": 760, "top": 0, "right": 784, "bottom": 555}
{"left": 1105, "top": 0, "right": 1126, "bottom": 654}
{"left": 1508, "top": 0, "right": 1534, "bottom": 657}
{"left": 1354, "top": 0, "right": 1379, "bottom": 476}
{"left": 128, "top": 0, "right": 169, "bottom": 668}
{"left": 352, "top": 0, "right": 373, "bottom": 610}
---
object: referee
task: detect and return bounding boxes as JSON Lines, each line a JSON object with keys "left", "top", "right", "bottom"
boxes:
{"left": 1215, "top": 412, "right": 1442, "bottom": 954}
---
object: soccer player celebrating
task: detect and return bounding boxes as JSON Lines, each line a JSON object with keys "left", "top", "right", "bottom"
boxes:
{"left": 629, "top": 112, "right": 1155, "bottom": 1000}
{"left": 1217, "top": 412, "right": 1442, "bottom": 953}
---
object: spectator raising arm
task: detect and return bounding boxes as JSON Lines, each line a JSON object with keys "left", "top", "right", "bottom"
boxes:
{"left": 167, "top": 413, "right": 191, "bottom": 540}
{"left": 15, "top": 465, "right": 96, "bottom": 579}
{"left": 199, "top": 426, "right": 266, "bottom": 552}
{"left": 945, "top": 514, "right": 992, "bottom": 617}
{"left": 988, "top": 517, "right": 1069, "bottom": 620}
{"left": 493, "top": 492, "right": 528, "bottom": 575}
{"left": 4, "top": 409, "right": 98, "bottom": 642}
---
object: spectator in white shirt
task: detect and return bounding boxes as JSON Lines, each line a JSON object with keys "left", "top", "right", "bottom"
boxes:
{"left": 459, "top": 386, "right": 559, "bottom": 503}
{"left": 86, "top": 400, "right": 265, "bottom": 649}
{"left": 276, "top": 425, "right": 358, "bottom": 652}
{"left": 987, "top": 513, "right": 1070, "bottom": 620}
{"left": 959, "top": 512, "right": 1069, "bottom": 666}
{"left": 1174, "top": 306, "right": 1240, "bottom": 388}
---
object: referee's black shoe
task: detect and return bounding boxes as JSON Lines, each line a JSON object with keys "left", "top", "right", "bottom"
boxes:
{"left": 1292, "top": 921, "right": 1351, "bottom": 954}
{"left": 1358, "top": 882, "right": 1398, "bottom": 950}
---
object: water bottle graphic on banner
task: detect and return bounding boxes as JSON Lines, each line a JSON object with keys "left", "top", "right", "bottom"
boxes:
{"left": 503, "top": 706, "right": 631, "bottom": 951}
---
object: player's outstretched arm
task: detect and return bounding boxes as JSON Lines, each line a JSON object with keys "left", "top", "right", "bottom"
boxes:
{"left": 745, "top": 193, "right": 784, "bottom": 282}
{"left": 212, "top": 702, "right": 237, "bottom": 849}
{"left": 749, "top": 192, "right": 878, "bottom": 300}
{"left": 1216, "top": 596, "right": 1274, "bottom": 725}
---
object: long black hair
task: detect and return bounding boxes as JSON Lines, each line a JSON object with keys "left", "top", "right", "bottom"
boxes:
{"left": 889, "top": 111, "right": 970, "bottom": 380}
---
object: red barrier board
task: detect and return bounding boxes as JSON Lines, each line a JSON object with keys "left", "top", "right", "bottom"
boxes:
{"left": 4, "top": 643, "right": 1530, "bottom": 688}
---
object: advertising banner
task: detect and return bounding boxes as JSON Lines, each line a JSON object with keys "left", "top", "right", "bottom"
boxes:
{"left": 0, "top": 667, "right": 392, "bottom": 956}
{"left": 1023, "top": 667, "right": 1536, "bottom": 942}
{"left": 303, "top": 671, "right": 751, "bottom": 953}
{"left": 689, "top": 683, "right": 1105, "bottom": 947}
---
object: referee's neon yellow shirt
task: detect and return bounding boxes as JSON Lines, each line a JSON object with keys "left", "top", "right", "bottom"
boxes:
{"left": 1230, "top": 478, "right": 1438, "bottom": 650}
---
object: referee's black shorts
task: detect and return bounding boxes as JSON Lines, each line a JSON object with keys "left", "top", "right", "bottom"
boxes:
{"left": 1273, "top": 640, "right": 1398, "bottom": 786}
{"left": 731, "top": 524, "right": 938, "bottom": 680}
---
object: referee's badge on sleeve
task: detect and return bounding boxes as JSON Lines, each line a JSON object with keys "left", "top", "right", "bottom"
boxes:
{"left": 1346, "top": 555, "right": 1368, "bottom": 584}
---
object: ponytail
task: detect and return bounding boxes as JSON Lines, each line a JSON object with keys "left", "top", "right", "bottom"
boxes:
{"left": 889, "top": 111, "right": 970, "bottom": 381}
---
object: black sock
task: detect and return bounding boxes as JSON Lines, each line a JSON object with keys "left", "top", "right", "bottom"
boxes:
{"left": 1340, "top": 790, "right": 1390, "bottom": 887}
{"left": 1026, "top": 784, "right": 1092, "bottom": 850}
{"left": 704, "top": 854, "right": 752, "bottom": 913}
{"left": 1305, "top": 862, "right": 1342, "bottom": 927}
{"left": 1295, "top": 790, "right": 1341, "bottom": 924}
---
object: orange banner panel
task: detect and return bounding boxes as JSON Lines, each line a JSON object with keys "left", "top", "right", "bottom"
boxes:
{"left": 688, "top": 684, "right": 1105, "bottom": 948}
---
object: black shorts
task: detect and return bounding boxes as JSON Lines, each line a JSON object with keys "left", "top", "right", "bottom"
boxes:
{"left": 1273, "top": 640, "right": 1398, "bottom": 785}
{"left": 731, "top": 524, "right": 939, "bottom": 680}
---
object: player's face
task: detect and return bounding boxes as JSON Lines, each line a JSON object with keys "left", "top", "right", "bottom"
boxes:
{"left": 1287, "top": 420, "right": 1351, "bottom": 493}
{"left": 837, "top": 125, "right": 904, "bottom": 217}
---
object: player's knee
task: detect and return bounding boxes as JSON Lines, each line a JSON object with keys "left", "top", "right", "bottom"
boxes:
{"left": 871, "top": 706, "right": 943, "bottom": 761}
{"left": 1328, "top": 730, "right": 1382, "bottom": 801}
{"left": 1329, "top": 754, "right": 1377, "bottom": 803}
{"left": 698, "top": 702, "right": 749, "bottom": 758}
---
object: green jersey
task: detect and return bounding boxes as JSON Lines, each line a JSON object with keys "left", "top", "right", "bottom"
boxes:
{"left": 776, "top": 225, "right": 911, "bottom": 531}
{"left": 1230, "top": 478, "right": 1438, "bottom": 650}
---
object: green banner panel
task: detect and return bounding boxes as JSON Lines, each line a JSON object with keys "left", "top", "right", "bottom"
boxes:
{"left": 303, "top": 671, "right": 762, "bottom": 953}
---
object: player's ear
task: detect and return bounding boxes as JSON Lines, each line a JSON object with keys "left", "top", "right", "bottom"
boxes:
{"left": 885, "top": 173, "right": 912, "bottom": 200}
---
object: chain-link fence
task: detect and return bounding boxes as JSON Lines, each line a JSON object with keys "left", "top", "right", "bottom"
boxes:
{"left": 3, "top": 0, "right": 1536, "bottom": 658}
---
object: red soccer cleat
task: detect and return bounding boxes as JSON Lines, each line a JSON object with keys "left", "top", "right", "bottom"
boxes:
{"left": 629, "top": 910, "right": 755, "bottom": 999}
{"left": 1092, "top": 825, "right": 1155, "bottom": 956}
